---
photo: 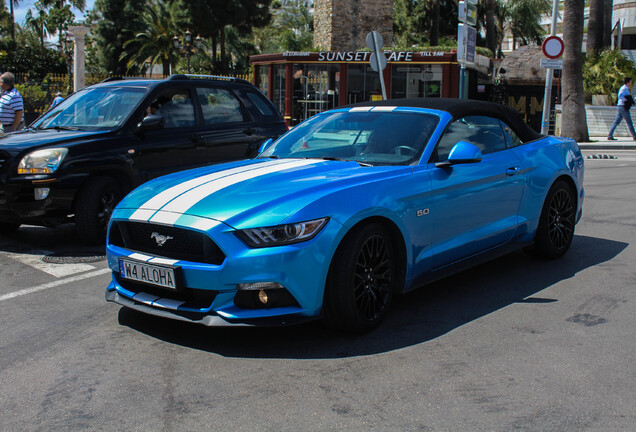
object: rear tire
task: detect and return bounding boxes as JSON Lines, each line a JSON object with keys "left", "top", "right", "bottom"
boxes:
{"left": 75, "top": 177, "right": 121, "bottom": 244}
{"left": 527, "top": 179, "right": 576, "bottom": 259}
{"left": 323, "top": 223, "right": 397, "bottom": 333}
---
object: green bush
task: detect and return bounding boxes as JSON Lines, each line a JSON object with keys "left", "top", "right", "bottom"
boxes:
{"left": 0, "top": 41, "right": 66, "bottom": 82}
{"left": 15, "top": 83, "right": 49, "bottom": 113}
{"left": 583, "top": 49, "right": 636, "bottom": 104}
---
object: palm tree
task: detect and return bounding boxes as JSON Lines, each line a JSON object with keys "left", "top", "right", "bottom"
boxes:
{"left": 39, "top": 0, "right": 86, "bottom": 43}
{"left": 508, "top": 0, "right": 551, "bottom": 47}
{"left": 587, "top": 0, "right": 604, "bottom": 56}
{"left": 24, "top": 1, "right": 50, "bottom": 47}
{"left": 7, "top": 0, "right": 21, "bottom": 40}
{"left": 485, "top": 0, "right": 497, "bottom": 56}
{"left": 561, "top": 0, "right": 589, "bottom": 141}
{"left": 122, "top": 0, "right": 189, "bottom": 76}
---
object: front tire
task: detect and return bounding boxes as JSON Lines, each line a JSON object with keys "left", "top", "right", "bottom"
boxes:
{"left": 75, "top": 177, "right": 121, "bottom": 244}
{"left": 323, "top": 223, "right": 397, "bottom": 333}
{"left": 528, "top": 179, "right": 576, "bottom": 259}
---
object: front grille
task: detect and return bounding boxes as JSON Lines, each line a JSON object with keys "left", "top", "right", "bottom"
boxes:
{"left": 110, "top": 221, "right": 225, "bottom": 265}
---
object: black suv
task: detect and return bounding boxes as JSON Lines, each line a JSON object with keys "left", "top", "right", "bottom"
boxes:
{"left": 0, "top": 74, "right": 287, "bottom": 243}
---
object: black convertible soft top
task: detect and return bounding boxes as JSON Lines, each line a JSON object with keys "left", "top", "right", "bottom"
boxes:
{"left": 347, "top": 98, "right": 544, "bottom": 143}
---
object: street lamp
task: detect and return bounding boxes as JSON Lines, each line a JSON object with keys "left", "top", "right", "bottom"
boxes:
{"left": 57, "top": 31, "right": 73, "bottom": 92}
{"left": 173, "top": 30, "right": 203, "bottom": 74}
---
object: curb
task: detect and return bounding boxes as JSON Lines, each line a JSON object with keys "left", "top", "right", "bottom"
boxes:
{"left": 578, "top": 144, "right": 636, "bottom": 150}
{"left": 578, "top": 137, "right": 636, "bottom": 150}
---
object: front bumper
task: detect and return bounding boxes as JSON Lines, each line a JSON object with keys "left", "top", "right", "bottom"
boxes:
{"left": 105, "top": 290, "right": 315, "bottom": 326}
{"left": 0, "top": 173, "right": 86, "bottom": 225}
{"left": 105, "top": 212, "right": 344, "bottom": 327}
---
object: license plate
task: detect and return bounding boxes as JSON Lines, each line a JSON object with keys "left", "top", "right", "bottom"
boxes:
{"left": 119, "top": 259, "right": 178, "bottom": 290}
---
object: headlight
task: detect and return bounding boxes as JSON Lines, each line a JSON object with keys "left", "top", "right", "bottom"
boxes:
{"left": 18, "top": 148, "right": 68, "bottom": 174}
{"left": 236, "top": 218, "right": 329, "bottom": 248}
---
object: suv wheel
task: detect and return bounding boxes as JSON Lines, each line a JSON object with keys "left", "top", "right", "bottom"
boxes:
{"left": 75, "top": 177, "right": 121, "bottom": 244}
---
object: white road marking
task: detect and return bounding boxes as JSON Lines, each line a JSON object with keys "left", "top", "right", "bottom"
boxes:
{"left": 5, "top": 250, "right": 97, "bottom": 277}
{"left": 0, "top": 268, "right": 112, "bottom": 302}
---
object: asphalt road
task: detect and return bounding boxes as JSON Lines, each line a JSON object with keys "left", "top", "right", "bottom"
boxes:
{"left": 1, "top": 150, "right": 634, "bottom": 431}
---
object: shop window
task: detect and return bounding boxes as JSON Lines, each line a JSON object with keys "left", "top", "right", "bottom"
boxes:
{"left": 347, "top": 64, "right": 383, "bottom": 104}
{"left": 292, "top": 63, "right": 340, "bottom": 125}
{"left": 256, "top": 65, "right": 269, "bottom": 96}
{"left": 391, "top": 65, "right": 442, "bottom": 99}
{"left": 272, "top": 64, "right": 286, "bottom": 117}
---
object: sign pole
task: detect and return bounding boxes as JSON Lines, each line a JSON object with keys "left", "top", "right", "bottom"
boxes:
{"left": 457, "top": 5, "right": 477, "bottom": 100}
{"left": 540, "top": 0, "right": 560, "bottom": 135}
{"left": 366, "top": 31, "right": 388, "bottom": 100}
{"left": 459, "top": 64, "right": 466, "bottom": 99}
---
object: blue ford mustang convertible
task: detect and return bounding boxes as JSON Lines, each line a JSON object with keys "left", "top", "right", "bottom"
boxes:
{"left": 105, "top": 99, "right": 584, "bottom": 332}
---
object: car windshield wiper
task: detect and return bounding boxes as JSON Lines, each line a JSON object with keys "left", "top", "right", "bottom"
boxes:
{"left": 36, "top": 125, "right": 81, "bottom": 131}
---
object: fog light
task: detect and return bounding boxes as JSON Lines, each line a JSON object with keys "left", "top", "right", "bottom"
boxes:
{"left": 234, "top": 282, "right": 298, "bottom": 309}
{"left": 34, "top": 187, "right": 50, "bottom": 200}
{"left": 258, "top": 289, "right": 268, "bottom": 305}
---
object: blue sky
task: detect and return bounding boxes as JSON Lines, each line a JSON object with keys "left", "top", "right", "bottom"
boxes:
{"left": 14, "top": 0, "right": 96, "bottom": 28}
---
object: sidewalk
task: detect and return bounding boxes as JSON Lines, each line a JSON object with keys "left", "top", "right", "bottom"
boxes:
{"left": 577, "top": 136, "right": 636, "bottom": 150}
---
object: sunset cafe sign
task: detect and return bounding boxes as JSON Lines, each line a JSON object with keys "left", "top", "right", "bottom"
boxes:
{"left": 281, "top": 51, "right": 448, "bottom": 62}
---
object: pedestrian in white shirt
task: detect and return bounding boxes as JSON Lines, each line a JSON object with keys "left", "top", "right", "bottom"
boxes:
{"left": 608, "top": 76, "right": 636, "bottom": 141}
{"left": 0, "top": 72, "right": 25, "bottom": 133}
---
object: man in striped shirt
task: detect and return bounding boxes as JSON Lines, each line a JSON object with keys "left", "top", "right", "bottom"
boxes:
{"left": 0, "top": 72, "right": 25, "bottom": 133}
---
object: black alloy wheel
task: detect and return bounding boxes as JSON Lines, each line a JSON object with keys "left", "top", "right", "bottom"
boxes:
{"left": 96, "top": 187, "right": 119, "bottom": 230}
{"left": 547, "top": 188, "right": 575, "bottom": 251}
{"left": 353, "top": 233, "right": 393, "bottom": 321}
{"left": 324, "top": 223, "right": 397, "bottom": 333}
{"left": 528, "top": 180, "right": 576, "bottom": 259}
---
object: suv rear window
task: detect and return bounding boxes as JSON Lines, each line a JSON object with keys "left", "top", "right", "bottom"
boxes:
{"left": 242, "top": 90, "right": 282, "bottom": 121}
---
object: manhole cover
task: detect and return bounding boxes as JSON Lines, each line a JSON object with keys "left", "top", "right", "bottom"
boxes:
{"left": 43, "top": 251, "right": 106, "bottom": 264}
{"left": 585, "top": 154, "right": 617, "bottom": 159}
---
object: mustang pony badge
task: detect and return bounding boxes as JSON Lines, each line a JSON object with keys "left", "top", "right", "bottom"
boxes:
{"left": 151, "top": 232, "right": 173, "bottom": 247}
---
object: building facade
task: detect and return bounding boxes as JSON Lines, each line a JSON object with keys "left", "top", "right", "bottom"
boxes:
{"left": 313, "top": 0, "right": 393, "bottom": 50}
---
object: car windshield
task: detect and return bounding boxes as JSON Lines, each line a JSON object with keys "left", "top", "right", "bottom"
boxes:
{"left": 260, "top": 110, "right": 439, "bottom": 166}
{"left": 32, "top": 86, "right": 147, "bottom": 131}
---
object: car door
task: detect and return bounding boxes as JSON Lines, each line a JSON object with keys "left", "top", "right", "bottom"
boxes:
{"left": 191, "top": 86, "right": 261, "bottom": 163}
{"left": 427, "top": 115, "right": 525, "bottom": 269}
{"left": 135, "top": 86, "right": 200, "bottom": 182}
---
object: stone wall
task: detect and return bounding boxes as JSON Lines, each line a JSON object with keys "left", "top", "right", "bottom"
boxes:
{"left": 314, "top": 0, "right": 393, "bottom": 51}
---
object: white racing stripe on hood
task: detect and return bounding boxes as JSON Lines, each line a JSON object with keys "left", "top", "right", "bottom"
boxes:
{"left": 148, "top": 158, "right": 320, "bottom": 226}
{"left": 130, "top": 159, "right": 292, "bottom": 222}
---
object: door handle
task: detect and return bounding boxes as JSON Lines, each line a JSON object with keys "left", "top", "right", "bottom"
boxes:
{"left": 506, "top": 167, "right": 521, "bottom": 176}
{"left": 244, "top": 128, "right": 255, "bottom": 136}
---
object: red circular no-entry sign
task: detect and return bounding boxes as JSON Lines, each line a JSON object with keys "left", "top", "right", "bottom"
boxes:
{"left": 542, "top": 36, "right": 564, "bottom": 59}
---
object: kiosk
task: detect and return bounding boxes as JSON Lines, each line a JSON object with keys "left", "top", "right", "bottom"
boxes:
{"left": 251, "top": 50, "right": 463, "bottom": 126}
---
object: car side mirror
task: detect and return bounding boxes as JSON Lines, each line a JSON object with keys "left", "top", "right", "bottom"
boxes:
{"left": 137, "top": 114, "right": 165, "bottom": 132}
{"left": 257, "top": 138, "right": 274, "bottom": 155}
{"left": 435, "top": 141, "right": 482, "bottom": 168}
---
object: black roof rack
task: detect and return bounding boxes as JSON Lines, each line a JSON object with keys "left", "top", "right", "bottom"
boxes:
{"left": 167, "top": 74, "right": 252, "bottom": 85}
{"left": 100, "top": 76, "right": 151, "bottom": 83}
